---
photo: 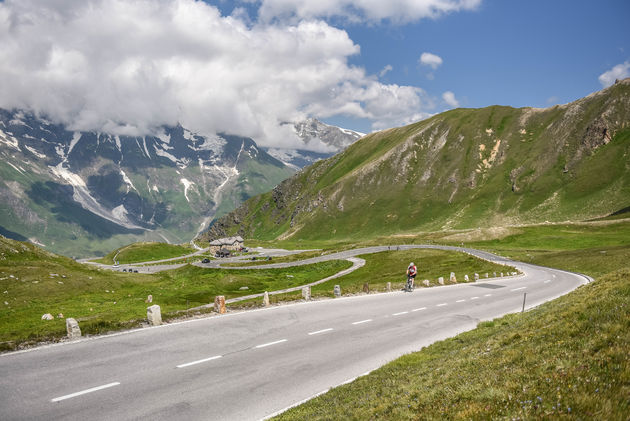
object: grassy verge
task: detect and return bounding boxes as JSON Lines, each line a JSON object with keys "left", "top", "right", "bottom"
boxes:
{"left": 273, "top": 221, "right": 630, "bottom": 419}
{"left": 220, "top": 250, "right": 326, "bottom": 267}
{"left": 276, "top": 268, "right": 630, "bottom": 420}
{"left": 91, "top": 242, "right": 196, "bottom": 264}
{"left": 0, "top": 238, "right": 351, "bottom": 351}
{"left": 230, "top": 249, "right": 516, "bottom": 308}
{"left": 312, "top": 249, "right": 516, "bottom": 296}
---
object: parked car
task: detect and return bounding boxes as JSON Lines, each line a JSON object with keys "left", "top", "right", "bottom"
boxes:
{"left": 201, "top": 258, "right": 210, "bottom": 263}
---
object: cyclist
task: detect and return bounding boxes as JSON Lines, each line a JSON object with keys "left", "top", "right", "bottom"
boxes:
{"left": 406, "top": 262, "right": 417, "bottom": 291}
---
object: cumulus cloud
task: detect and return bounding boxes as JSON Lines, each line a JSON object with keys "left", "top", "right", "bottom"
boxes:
{"left": 598, "top": 61, "right": 630, "bottom": 87}
{"left": 419, "top": 52, "right": 443, "bottom": 70}
{"left": 442, "top": 91, "right": 459, "bottom": 108}
{"left": 0, "top": 0, "right": 438, "bottom": 149}
{"left": 256, "top": 0, "right": 481, "bottom": 24}
{"left": 379, "top": 64, "right": 393, "bottom": 78}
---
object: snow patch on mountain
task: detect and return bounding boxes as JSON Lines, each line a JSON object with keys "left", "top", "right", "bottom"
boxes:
{"left": 181, "top": 178, "right": 195, "bottom": 202}
{"left": 141, "top": 137, "right": 151, "bottom": 158}
{"left": 112, "top": 204, "right": 132, "bottom": 224}
{"left": 194, "top": 134, "right": 226, "bottom": 152}
{"left": 156, "top": 130, "right": 171, "bottom": 144}
{"left": 7, "top": 162, "right": 24, "bottom": 174}
{"left": 68, "top": 132, "right": 82, "bottom": 155}
{"left": 0, "top": 129, "right": 19, "bottom": 150}
{"left": 24, "top": 145, "right": 47, "bottom": 159}
{"left": 153, "top": 145, "right": 178, "bottom": 163}
{"left": 49, "top": 163, "right": 145, "bottom": 230}
{"left": 50, "top": 164, "right": 86, "bottom": 187}
{"left": 120, "top": 170, "right": 137, "bottom": 192}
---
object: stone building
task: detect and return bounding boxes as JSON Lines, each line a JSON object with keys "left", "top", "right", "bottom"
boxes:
{"left": 208, "top": 236, "right": 244, "bottom": 254}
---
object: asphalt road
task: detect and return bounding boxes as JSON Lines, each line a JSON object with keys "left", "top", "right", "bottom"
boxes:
{"left": 0, "top": 246, "right": 591, "bottom": 420}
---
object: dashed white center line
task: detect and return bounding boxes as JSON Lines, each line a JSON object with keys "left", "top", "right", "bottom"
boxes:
{"left": 352, "top": 319, "right": 373, "bottom": 325}
{"left": 51, "top": 382, "right": 120, "bottom": 402}
{"left": 511, "top": 287, "right": 527, "bottom": 292}
{"left": 411, "top": 307, "right": 426, "bottom": 312}
{"left": 436, "top": 303, "right": 447, "bottom": 307}
{"left": 308, "top": 328, "right": 333, "bottom": 336}
{"left": 177, "top": 355, "right": 222, "bottom": 368}
{"left": 392, "top": 311, "right": 408, "bottom": 316}
{"left": 484, "top": 294, "right": 492, "bottom": 297}
{"left": 470, "top": 296, "right": 479, "bottom": 300}
{"left": 456, "top": 299, "right": 466, "bottom": 303}
{"left": 544, "top": 280, "right": 551, "bottom": 284}
{"left": 255, "top": 339, "right": 287, "bottom": 349}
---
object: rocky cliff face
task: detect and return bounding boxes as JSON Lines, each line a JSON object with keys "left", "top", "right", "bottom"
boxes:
{"left": 201, "top": 79, "right": 630, "bottom": 242}
{"left": 0, "top": 110, "right": 293, "bottom": 256}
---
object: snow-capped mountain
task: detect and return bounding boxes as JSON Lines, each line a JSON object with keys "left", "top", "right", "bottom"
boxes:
{"left": 0, "top": 109, "right": 293, "bottom": 257}
{"left": 264, "top": 118, "right": 364, "bottom": 169}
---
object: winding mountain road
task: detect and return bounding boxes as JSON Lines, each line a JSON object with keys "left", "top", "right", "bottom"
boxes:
{"left": 0, "top": 246, "right": 591, "bottom": 420}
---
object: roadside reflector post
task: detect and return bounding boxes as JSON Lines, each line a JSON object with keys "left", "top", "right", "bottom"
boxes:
{"left": 333, "top": 285, "right": 341, "bottom": 297}
{"left": 147, "top": 305, "right": 162, "bottom": 326}
{"left": 522, "top": 293, "right": 527, "bottom": 313}
{"left": 66, "top": 318, "right": 81, "bottom": 338}
{"left": 214, "top": 296, "right": 226, "bottom": 314}
{"left": 302, "top": 286, "right": 311, "bottom": 301}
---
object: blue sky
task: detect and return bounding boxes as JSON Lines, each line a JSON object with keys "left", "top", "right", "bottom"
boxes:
{"left": 351, "top": 0, "right": 629, "bottom": 104}
{"left": 0, "top": 0, "right": 628, "bottom": 148}
{"left": 221, "top": 0, "right": 630, "bottom": 133}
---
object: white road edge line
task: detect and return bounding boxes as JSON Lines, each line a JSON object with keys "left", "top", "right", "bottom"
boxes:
{"left": 51, "top": 382, "right": 120, "bottom": 403}
{"left": 471, "top": 296, "right": 479, "bottom": 300}
{"left": 484, "top": 294, "right": 492, "bottom": 297}
{"left": 255, "top": 339, "right": 287, "bottom": 349}
{"left": 544, "top": 280, "right": 552, "bottom": 284}
{"left": 436, "top": 303, "right": 447, "bottom": 307}
{"left": 352, "top": 319, "right": 372, "bottom": 325}
{"left": 411, "top": 307, "right": 426, "bottom": 312}
{"left": 456, "top": 299, "right": 465, "bottom": 303}
{"left": 177, "top": 355, "right": 222, "bottom": 368}
{"left": 511, "top": 287, "right": 527, "bottom": 291}
{"left": 392, "top": 311, "right": 408, "bottom": 316}
{"left": 308, "top": 328, "right": 333, "bottom": 336}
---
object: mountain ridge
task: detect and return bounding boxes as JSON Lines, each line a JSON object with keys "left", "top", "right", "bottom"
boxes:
{"left": 199, "top": 79, "right": 630, "bottom": 243}
{"left": 0, "top": 111, "right": 294, "bottom": 257}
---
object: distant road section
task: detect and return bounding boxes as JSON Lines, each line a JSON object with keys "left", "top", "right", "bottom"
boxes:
{"left": 0, "top": 246, "right": 591, "bottom": 420}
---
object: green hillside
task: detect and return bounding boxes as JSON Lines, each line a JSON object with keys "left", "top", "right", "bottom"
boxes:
{"left": 92, "top": 242, "right": 196, "bottom": 265}
{"left": 200, "top": 79, "right": 630, "bottom": 243}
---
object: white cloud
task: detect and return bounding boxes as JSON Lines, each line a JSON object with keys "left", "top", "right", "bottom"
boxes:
{"left": 256, "top": 0, "right": 481, "bottom": 24}
{"left": 0, "top": 0, "right": 437, "bottom": 150}
{"left": 419, "top": 52, "right": 443, "bottom": 70}
{"left": 442, "top": 91, "right": 459, "bottom": 108}
{"left": 379, "top": 64, "right": 393, "bottom": 78}
{"left": 598, "top": 61, "right": 630, "bottom": 87}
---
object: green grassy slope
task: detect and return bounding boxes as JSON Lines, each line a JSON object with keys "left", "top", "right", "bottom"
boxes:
{"left": 202, "top": 79, "right": 630, "bottom": 244}
{"left": 0, "top": 236, "right": 350, "bottom": 351}
{"left": 277, "top": 269, "right": 629, "bottom": 420}
{"left": 275, "top": 222, "right": 630, "bottom": 420}
{"left": 92, "top": 242, "right": 196, "bottom": 264}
